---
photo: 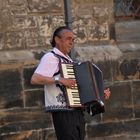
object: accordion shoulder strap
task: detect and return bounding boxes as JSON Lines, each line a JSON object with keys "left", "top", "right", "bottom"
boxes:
{"left": 89, "top": 62, "right": 100, "bottom": 100}
{"left": 51, "top": 50, "right": 72, "bottom": 76}
{"left": 51, "top": 51, "right": 71, "bottom": 63}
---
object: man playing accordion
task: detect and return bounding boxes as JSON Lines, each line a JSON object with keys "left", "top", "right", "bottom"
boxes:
{"left": 31, "top": 26, "right": 110, "bottom": 140}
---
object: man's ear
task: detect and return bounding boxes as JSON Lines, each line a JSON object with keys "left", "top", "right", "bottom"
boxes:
{"left": 55, "top": 36, "right": 60, "bottom": 44}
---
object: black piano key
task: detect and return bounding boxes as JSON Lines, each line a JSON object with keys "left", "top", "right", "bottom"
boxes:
{"left": 67, "top": 73, "right": 74, "bottom": 75}
{"left": 72, "top": 94, "right": 79, "bottom": 96}
{"left": 72, "top": 94, "right": 79, "bottom": 97}
{"left": 72, "top": 96, "right": 79, "bottom": 98}
{"left": 72, "top": 95, "right": 80, "bottom": 98}
{"left": 74, "top": 102, "right": 81, "bottom": 105}
{"left": 67, "top": 74, "right": 75, "bottom": 76}
{"left": 71, "top": 93, "right": 79, "bottom": 96}
{"left": 72, "top": 96, "right": 80, "bottom": 99}
{"left": 68, "top": 71, "right": 74, "bottom": 74}
{"left": 71, "top": 95, "right": 79, "bottom": 97}
{"left": 71, "top": 91, "right": 78, "bottom": 93}
{"left": 73, "top": 100, "right": 80, "bottom": 103}
{"left": 66, "top": 67, "right": 73, "bottom": 69}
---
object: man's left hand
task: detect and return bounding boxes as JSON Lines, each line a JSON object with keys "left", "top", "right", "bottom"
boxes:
{"left": 104, "top": 88, "right": 111, "bottom": 100}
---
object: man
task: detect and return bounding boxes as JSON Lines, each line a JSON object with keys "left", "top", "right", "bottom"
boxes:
{"left": 31, "top": 26, "right": 110, "bottom": 140}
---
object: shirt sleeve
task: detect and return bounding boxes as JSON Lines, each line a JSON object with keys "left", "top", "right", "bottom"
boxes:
{"left": 34, "top": 52, "right": 59, "bottom": 77}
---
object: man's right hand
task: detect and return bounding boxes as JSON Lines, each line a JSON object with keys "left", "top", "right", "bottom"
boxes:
{"left": 59, "top": 78, "right": 76, "bottom": 88}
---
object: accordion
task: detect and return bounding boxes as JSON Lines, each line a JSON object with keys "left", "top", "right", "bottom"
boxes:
{"left": 61, "top": 61, "right": 105, "bottom": 115}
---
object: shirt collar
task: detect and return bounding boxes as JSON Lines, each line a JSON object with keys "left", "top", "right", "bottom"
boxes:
{"left": 53, "top": 47, "right": 73, "bottom": 62}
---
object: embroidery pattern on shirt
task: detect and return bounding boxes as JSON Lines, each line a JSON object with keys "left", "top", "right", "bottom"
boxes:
{"left": 56, "top": 93, "right": 66, "bottom": 104}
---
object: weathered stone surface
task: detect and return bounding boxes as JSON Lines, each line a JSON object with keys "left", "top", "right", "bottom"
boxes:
{"left": 97, "top": 61, "right": 114, "bottom": 82}
{"left": 27, "top": 0, "right": 63, "bottom": 14}
{"left": 74, "top": 45, "right": 122, "bottom": 62}
{"left": 115, "top": 21, "right": 140, "bottom": 42}
{"left": 0, "top": 129, "right": 57, "bottom": 140}
{"left": 12, "top": 15, "right": 27, "bottom": 29}
{"left": 0, "top": 32, "right": 5, "bottom": 50}
{"left": 88, "top": 134, "right": 140, "bottom": 140}
{"left": 87, "top": 119, "right": 140, "bottom": 138}
{"left": 5, "top": 31, "right": 25, "bottom": 49}
{"left": 25, "top": 28, "right": 46, "bottom": 48}
{"left": 24, "top": 90, "right": 44, "bottom": 107}
{"left": 120, "top": 59, "right": 140, "bottom": 80}
{"left": 115, "top": 59, "right": 140, "bottom": 81}
{"left": 23, "top": 67, "right": 43, "bottom": 89}
{"left": 0, "top": 69, "right": 23, "bottom": 109}
{"left": 102, "top": 82, "right": 133, "bottom": 121}
{"left": 0, "top": 108, "right": 52, "bottom": 135}
{"left": 0, "top": 9, "right": 14, "bottom": 33}
{"left": 0, "top": 0, "right": 7, "bottom": 10}
{"left": 0, "top": 50, "right": 35, "bottom": 63}
{"left": 117, "top": 43, "right": 140, "bottom": 52}
{"left": 84, "top": 111, "right": 102, "bottom": 124}
{"left": 72, "top": 0, "right": 113, "bottom": 42}
{"left": 8, "top": 0, "right": 26, "bottom": 7}
{"left": 133, "top": 81, "right": 140, "bottom": 118}
{"left": 37, "top": 15, "right": 65, "bottom": 45}
{"left": 0, "top": 0, "right": 114, "bottom": 50}
{"left": 25, "top": 16, "right": 38, "bottom": 28}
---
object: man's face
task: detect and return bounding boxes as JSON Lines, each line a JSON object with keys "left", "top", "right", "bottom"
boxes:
{"left": 56, "top": 30, "right": 74, "bottom": 55}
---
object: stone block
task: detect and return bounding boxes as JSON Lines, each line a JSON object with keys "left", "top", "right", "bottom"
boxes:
{"left": 75, "top": 45, "right": 122, "bottom": 64}
{"left": 0, "top": 69, "right": 23, "bottom": 109}
{"left": 12, "top": 15, "right": 27, "bottom": 29}
{"left": 25, "top": 28, "right": 46, "bottom": 48}
{"left": 0, "top": 129, "right": 57, "bottom": 140}
{"left": 0, "top": 33, "right": 5, "bottom": 50}
{"left": 27, "top": 0, "right": 63, "bottom": 14}
{"left": 133, "top": 81, "right": 140, "bottom": 118}
{"left": 25, "top": 16, "right": 38, "bottom": 28}
{"left": 97, "top": 61, "right": 113, "bottom": 82}
{"left": 5, "top": 31, "right": 25, "bottom": 49}
{"left": 0, "top": 50, "right": 35, "bottom": 63}
{"left": 0, "top": 9, "right": 14, "bottom": 33}
{"left": 84, "top": 111, "right": 102, "bottom": 124}
{"left": 115, "top": 21, "right": 140, "bottom": 42}
{"left": 24, "top": 90, "right": 44, "bottom": 107}
{"left": 111, "top": 59, "right": 139, "bottom": 82}
{"left": 102, "top": 82, "right": 133, "bottom": 121}
{"left": 8, "top": 0, "right": 26, "bottom": 7}
{"left": 0, "top": 108, "right": 52, "bottom": 135}
{"left": 87, "top": 119, "right": 140, "bottom": 138}
{"left": 23, "top": 67, "right": 43, "bottom": 89}
{"left": 117, "top": 59, "right": 140, "bottom": 80}
{"left": 88, "top": 135, "right": 140, "bottom": 140}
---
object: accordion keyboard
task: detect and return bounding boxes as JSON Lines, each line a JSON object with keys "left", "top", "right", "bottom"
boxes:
{"left": 61, "top": 63, "right": 82, "bottom": 107}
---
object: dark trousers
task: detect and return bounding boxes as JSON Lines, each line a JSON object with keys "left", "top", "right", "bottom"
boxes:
{"left": 52, "top": 110, "right": 85, "bottom": 140}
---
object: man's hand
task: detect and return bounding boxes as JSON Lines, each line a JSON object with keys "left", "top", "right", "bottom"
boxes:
{"left": 59, "top": 78, "right": 76, "bottom": 88}
{"left": 104, "top": 88, "right": 111, "bottom": 100}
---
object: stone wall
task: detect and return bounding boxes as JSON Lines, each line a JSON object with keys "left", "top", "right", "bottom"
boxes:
{"left": 0, "top": 0, "right": 140, "bottom": 140}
